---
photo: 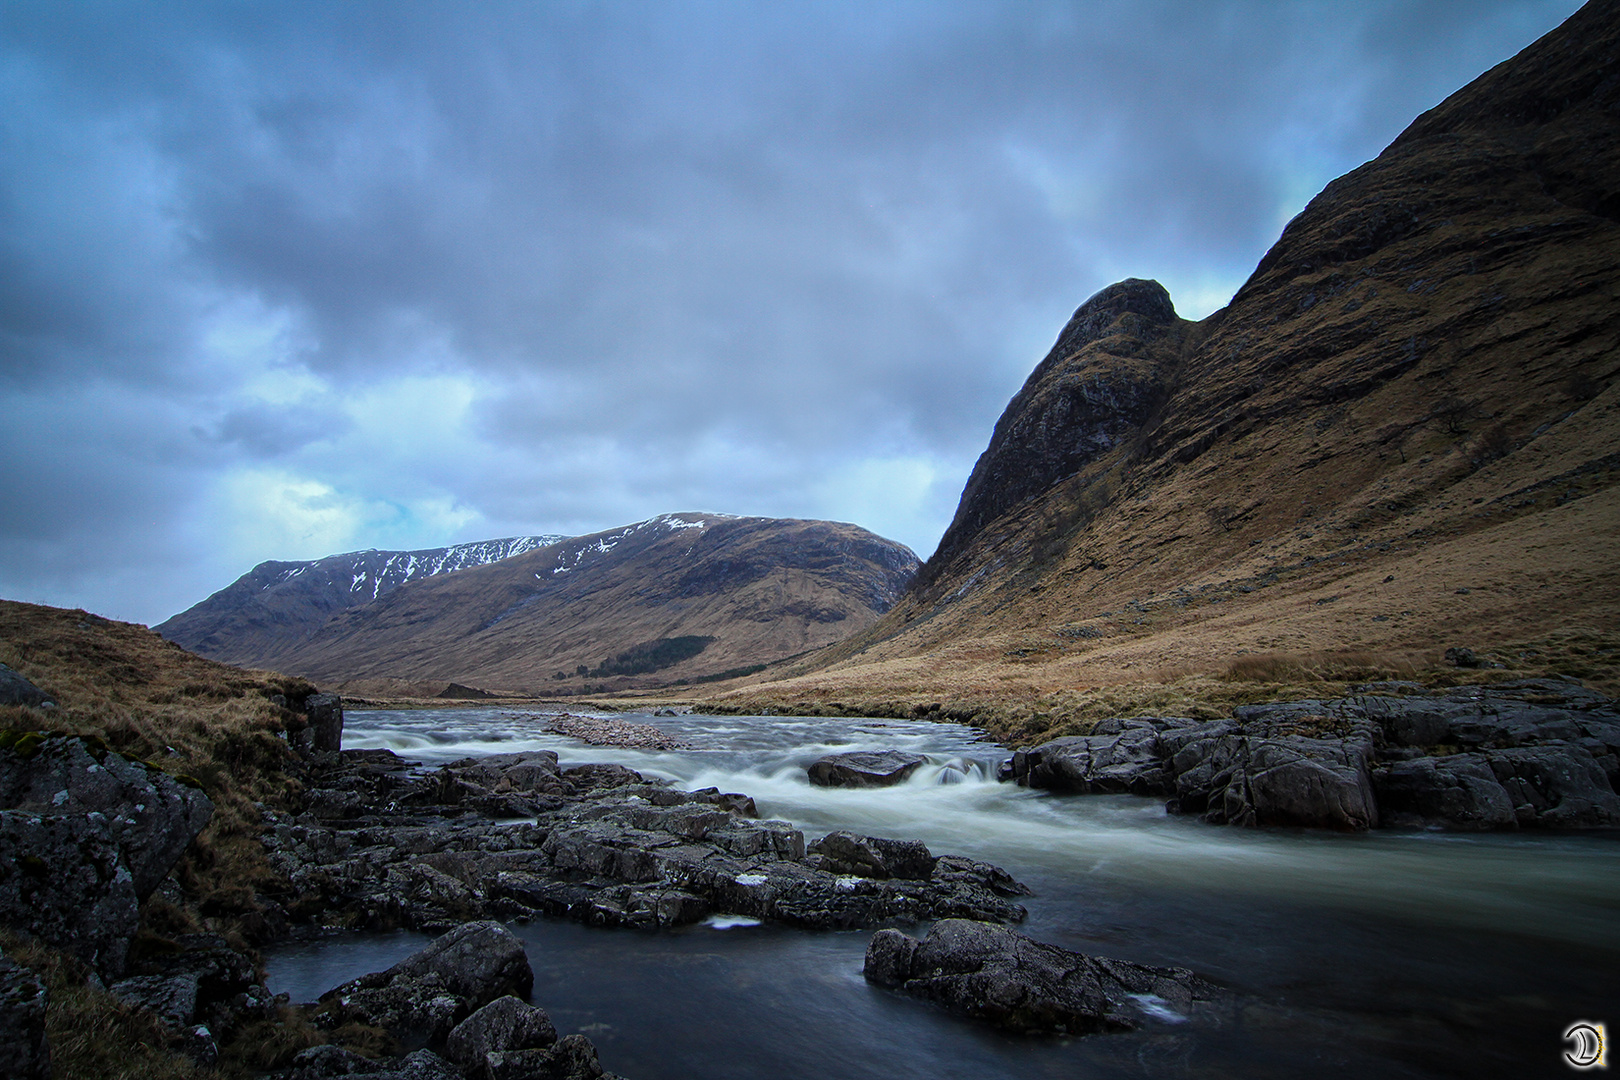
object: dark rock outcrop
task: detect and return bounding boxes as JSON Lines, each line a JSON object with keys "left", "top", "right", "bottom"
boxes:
{"left": 0, "top": 663, "right": 53, "bottom": 709}
{"left": 806, "top": 750, "right": 927, "bottom": 788}
{"left": 443, "top": 995, "right": 558, "bottom": 1070}
{"left": 924, "top": 279, "right": 1183, "bottom": 582}
{"left": 266, "top": 747, "right": 1028, "bottom": 936}
{"left": 0, "top": 733, "right": 215, "bottom": 898}
{"left": 0, "top": 949, "right": 49, "bottom": 1080}
{"left": 0, "top": 809, "right": 139, "bottom": 974}
{"left": 307, "top": 693, "right": 344, "bottom": 753}
{"left": 864, "top": 919, "right": 1222, "bottom": 1036}
{"left": 1003, "top": 680, "right": 1620, "bottom": 832}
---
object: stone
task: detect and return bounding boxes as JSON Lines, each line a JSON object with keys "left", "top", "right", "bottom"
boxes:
{"left": 1445, "top": 647, "right": 1484, "bottom": 668}
{"left": 0, "top": 733, "right": 215, "bottom": 899}
{"left": 266, "top": 749, "right": 1030, "bottom": 936}
{"left": 864, "top": 919, "right": 1220, "bottom": 1036}
{"left": 444, "top": 995, "right": 557, "bottom": 1067}
{"left": 1486, "top": 743, "right": 1620, "bottom": 828}
{"left": 806, "top": 750, "right": 927, "bottom": 788}
{"left": 0, "top": 809, "right": 139, "bottom": 976}
{"left": 109, "top": 973, "right": 201, "bottom": 1030}
{"left": 384, "top": 921, "right": 533, "bottom": 1004}
{"left": 0, "top": 664, "right": 52, "bottom": 708}
{"left": 806, "top": 831, "right": 936, "bottom": 880}
{"left": 284, "top": 1043, "right": 385, "bottom": 1076}
{"left": 1009, "top": 720, "right": 1184, "bottom": 795}
{"left": 1170, "top": 730, "right": 1379, "bottom": 830}
{"left": 307, "top": 693, "right": 344, "bottom": 753}
{"left": 1372, "top": 754, "right": 1518, "bottom": 829}
{"left": 321, "top": 921, "right": 535, "bottom": 1045}
{"left": 0, "top": 950, "right": 49, "bottom": 1080}
{"left": 485, "top": 1034, "right": 606, "bottom": 1080}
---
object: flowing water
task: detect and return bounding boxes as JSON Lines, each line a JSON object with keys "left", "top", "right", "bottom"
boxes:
{"left": 266, "top": 708, "right": 1620, "bottom": 1079}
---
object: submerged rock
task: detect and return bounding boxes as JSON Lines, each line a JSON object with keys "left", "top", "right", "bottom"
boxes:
{"left": 806, "top": 750, "right": 927, "bottom": 787}
{"left": 864, "top": 919, "right": 1221, "bottom": 1036}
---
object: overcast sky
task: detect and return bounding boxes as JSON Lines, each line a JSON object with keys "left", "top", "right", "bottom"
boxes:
{"left": 0, "top": 0, "right": 1583, "bottom": 626}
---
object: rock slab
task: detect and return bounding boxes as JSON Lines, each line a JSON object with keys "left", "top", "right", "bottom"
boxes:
{"left": 865, "top": 919, "right": 1220, "bottom": 1036}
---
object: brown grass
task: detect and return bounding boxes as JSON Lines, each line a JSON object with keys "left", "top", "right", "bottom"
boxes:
{"left": 0, "top": 600, "right": 339, "bottom": 1077}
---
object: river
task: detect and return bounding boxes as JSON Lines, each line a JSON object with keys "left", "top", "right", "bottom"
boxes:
{"left": 264, "top": 707, "right": 1620, "bottom": 1079}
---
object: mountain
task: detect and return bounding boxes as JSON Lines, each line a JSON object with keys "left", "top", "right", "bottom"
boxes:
{"left": 157, "top": 535, "right": 566, "bottom": 668}
{"left": 200, "top": 514, "right": 919, "bottom": 693}
{"left": 735, "top": 0, "right": 1620, "bottom": 711}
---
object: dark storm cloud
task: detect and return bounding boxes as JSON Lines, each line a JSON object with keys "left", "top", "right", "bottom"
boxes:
{"left": 0, "top": 0, "right": 1584, "bottom": 623}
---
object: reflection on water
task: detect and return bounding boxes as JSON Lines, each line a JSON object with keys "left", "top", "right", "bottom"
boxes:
{"left": 264, "top": 706, "right": 1620, "bottom": 1078}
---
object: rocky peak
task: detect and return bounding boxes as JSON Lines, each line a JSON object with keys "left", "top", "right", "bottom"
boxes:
{"left": 925, "top": 278, "right": 1186, "bottom": 580}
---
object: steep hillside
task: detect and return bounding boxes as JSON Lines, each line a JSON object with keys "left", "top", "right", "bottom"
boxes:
{"left": 156, "top": 535, "right": 566, "bottom": 668}
{"left": 260, "top": 514, "right": 919, "bottom": 693}
{"left": 720, "top": 0, "right": 1620, "bottom": 722}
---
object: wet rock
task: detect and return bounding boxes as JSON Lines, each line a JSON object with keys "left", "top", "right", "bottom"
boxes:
{"left": 268, "top": 752, "right": 1029, "bottom": 934}
{"left": 307, "top": 693, "right": 345, "bottom": 753}
{"left": 1372, "top": 754, "right": 1518, "bottom": 829}
{"left": 0, "top": 664, "right": 52, "bottom": 709}
{"left": 865, "top": 919, "right": 1221, "bottom": 1036}
{"left": 1004, "top": 681, "right": 1620, "bottom": 832}
{"left": 0, "top": 809, "right": 138, "bottom": 975}
{"left": 1007, "top": 719, "right": 1189, "bottom": 795}
{"left": 1171, "top": 728, "right": 1379, "bottom": 830}
{"left": 0, "top": 733, "right": 215, "bottom": 899}
{"left": 486, "top": 1034, "right": 610, "bottom": 1080}
{"left": 444, "top": 995, "right": 557, "bottom": 1068}
{"left": 806, "top": 831, "right": 936, "bottom": 880}
{"left": 0, "top": 950, "right": 50, "bottom": 1080}
{"left": 376, "top": 920, "right": 533, "bottom": 1006}
{"left": 1487, "top": 743, "right": 1620, "bottom": 828}
{"left": 806, "top": 750, "right": 927, "bottom": 787}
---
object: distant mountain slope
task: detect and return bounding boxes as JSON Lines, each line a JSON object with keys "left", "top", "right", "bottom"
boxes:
{"left": 199, "top": 514, "right": 919, "bottom": 692}
{"left": 757, "top": 0, "right": 1619, "bottom": 701}
{"left": 157, "top": 534, "right": 567, "bottom": 667}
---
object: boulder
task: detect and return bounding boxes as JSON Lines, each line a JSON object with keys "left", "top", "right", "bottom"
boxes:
{"left": 0, "top": 809, "right": 139, "bottom": 975}
{"left": 0, "top": 950, "right": 49, "bottom": 1080}
{"left": 0, "top": 733, "right": 215, "bottom": 899}
{"left": 0, "top": 664, "right": 52, "bottom": 709}
{"left": 1007, "top": 719, "right": 1188, "bottom": 794}
{"left": 1487, "top": 743, "right": 1620, "bottom": 828}
{"left": 321, "top": 922, "right": 535, "bottom": 1046}
{"left": 806, "top": 831, "right": 936, "bottom": 880}
{"left": 806, "top": 750, "right": 926, "bottom": 787}
{"left": 1170, "top": 728, "right": 1379, "bottom": 831}
{"left": 444, "top": 995, "right": 557, "bottom": 1068}
{"left": 307, "top": 693, "right": 344, "bottom": 753}
{"left": 1372, "top": 754, "right": 1518, "bottom": 829}
{"left": 109, "top": 973, "right": 200, "bottom": 1030}
{"left": 485, "top": 1034, "right": 607, "bottom": 1080}
{"left": 864, "top": 919, "right": 1220, "bottom": 1036}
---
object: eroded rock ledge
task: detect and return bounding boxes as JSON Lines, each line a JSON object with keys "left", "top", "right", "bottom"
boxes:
{"left": 266, "top": 748, "right": 1030, "bottom": 935}
{"left": 1001, "top": 679, "right": 1620, "bottom": 831}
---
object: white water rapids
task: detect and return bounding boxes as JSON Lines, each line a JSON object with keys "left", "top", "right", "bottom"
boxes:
{"left": 264, "top": 707, "right": 1620, "bottom": 1079}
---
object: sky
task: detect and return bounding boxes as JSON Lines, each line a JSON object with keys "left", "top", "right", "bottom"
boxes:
{"left": 0, "top": 0, "right": 1586, "bottom": 626}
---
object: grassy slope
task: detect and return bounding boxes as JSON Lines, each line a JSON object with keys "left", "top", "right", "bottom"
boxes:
{"left": 0, "top": 599, "right": 323, "bottom": 1079}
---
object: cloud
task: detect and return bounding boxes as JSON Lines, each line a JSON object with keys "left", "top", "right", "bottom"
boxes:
{"left": 0, "top": 0, "right": 1583, "bottom": 624}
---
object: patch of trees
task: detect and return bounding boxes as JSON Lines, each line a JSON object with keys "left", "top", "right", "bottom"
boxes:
{"left": 584, "top": 636, "right": 715, "bottom": 678}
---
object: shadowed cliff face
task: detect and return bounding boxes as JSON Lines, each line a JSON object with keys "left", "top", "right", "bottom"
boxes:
{"left": 925, "top": 279, "right": 1187, "bottom": 585}
{"left": 794, "top": 0, "right": 1620, "bottom": 684}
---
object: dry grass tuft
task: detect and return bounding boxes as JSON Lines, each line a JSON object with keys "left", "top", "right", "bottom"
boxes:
{"left": 0, "top": 930, "right": 213, "bottom": 1080}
